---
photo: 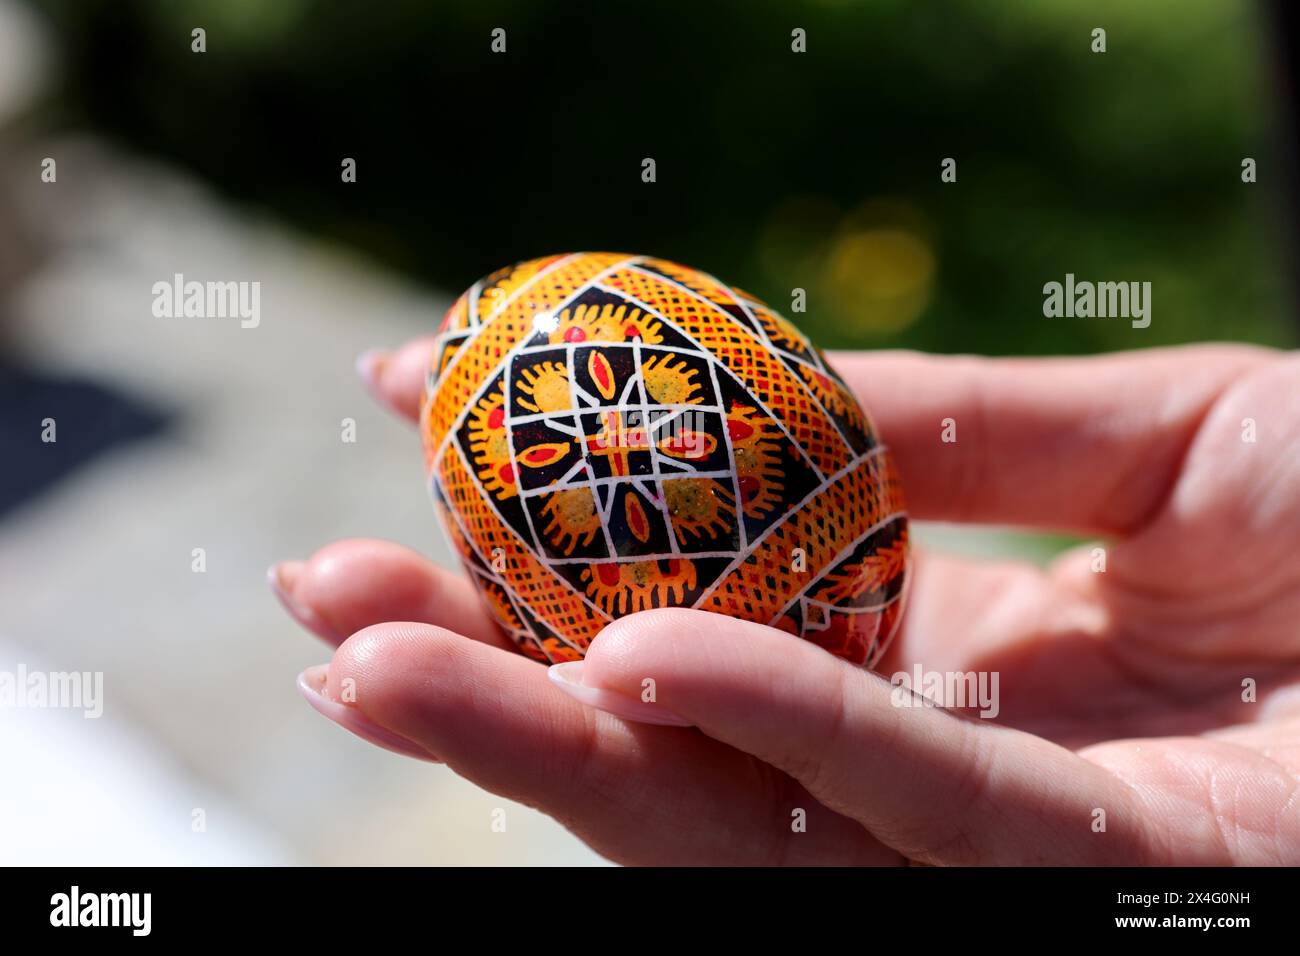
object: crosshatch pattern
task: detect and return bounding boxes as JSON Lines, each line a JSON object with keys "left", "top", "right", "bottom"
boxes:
{"left": 421, "top": 253, "right": 910, "bottom": 667}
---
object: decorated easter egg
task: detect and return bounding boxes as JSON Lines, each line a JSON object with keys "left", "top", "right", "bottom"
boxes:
{"left": 421, "top": 253, "right": 908, "bottom": 667}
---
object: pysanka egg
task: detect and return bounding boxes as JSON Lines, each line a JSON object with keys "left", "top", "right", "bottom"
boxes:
{"left": 420, "top": 253, "right": 909, "bottom": 667}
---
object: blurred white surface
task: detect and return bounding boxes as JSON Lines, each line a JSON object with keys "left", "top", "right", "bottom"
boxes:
{"left": 0, "top": 639, "right": 293, "bottom": 865}
{"left": 0, "top": 136, "right": 608, "bottom": 866}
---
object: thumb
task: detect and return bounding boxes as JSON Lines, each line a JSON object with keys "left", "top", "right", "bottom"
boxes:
{"left": 556, "top": 608, "right": 1157, "bottom": 866}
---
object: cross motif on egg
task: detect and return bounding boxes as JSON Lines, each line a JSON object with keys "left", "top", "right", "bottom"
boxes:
{"left": 421, "top": 253, "right": 910, "bottom": 668}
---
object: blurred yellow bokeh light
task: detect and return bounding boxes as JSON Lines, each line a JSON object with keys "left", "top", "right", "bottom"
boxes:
{"left": 824, "top": 226, "right": 935, "bottom": 334}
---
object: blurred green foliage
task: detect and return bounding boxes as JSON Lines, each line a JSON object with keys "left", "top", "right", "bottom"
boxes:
{"left": 31, "top": 0, "right": 1297, "bottom": 352}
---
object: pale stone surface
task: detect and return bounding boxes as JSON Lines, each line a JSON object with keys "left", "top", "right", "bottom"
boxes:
{"left": 0, "top": 132, "right": 607, "bottom": 866}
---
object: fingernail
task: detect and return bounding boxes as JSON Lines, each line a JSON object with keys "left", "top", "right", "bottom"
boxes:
{"left": 296, "top": 665, "right": 442, "bottom": 763}
{"left": 547, "top": 661, "right": 692, "bottom": 727}
{"left": 268, "top": 563, "right": 346, "bottom": 646}
{"left": 355, "top": 349, "right": 395, "bottom": 410}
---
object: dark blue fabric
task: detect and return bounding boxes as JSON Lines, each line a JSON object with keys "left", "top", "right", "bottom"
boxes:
{"left": 0, "top": 364, "right": 170, "bottom": 519}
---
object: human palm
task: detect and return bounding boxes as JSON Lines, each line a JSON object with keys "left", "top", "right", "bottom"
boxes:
{"left": 275, "top": 342, "right": 1300, "bottom": 864}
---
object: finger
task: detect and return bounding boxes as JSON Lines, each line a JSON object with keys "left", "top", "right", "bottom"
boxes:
{"left": 270, "top": 538, "right": 510, "bottom": 650}
{"left": 876, "top": 548, "right": 1060, "bottom": 679}
{"left": 302, "top": 621, "right": 901, "bottom": 866}
{"left": 1097, "top": 353, "right": 1300, "bottom": 658}
{"left": 374, "top": 338, "right": 1271, "bottom": 532}
{"left": 1080, "top": 724, "right": 1300, "bottom": 866}
{"left": 574, "top": 608, "right": 1171, "bottom": 865}
{"left": 877, "top": 549, "right": 1126, "bottom": 733}
{"left": 356, "top": 336, "right": 439, "bottom": 423}
{"left": 829, "top": 344, "right": 1275, "bottom": 533}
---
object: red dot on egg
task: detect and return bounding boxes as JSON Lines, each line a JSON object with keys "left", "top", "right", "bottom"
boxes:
{"left": 564, "top": 327, "right": 587, "bottom": 343}
{"left": 727, "top": 419, "right": 754, "bottom": 442}
{"left": 738, "top": 476, "right": 759, "bottom": 501}
{"left": 488, "top": 407, "right": 505, "bottom": 429}
{"left": 498, "top": 462, "right": 516, "bottom": 484}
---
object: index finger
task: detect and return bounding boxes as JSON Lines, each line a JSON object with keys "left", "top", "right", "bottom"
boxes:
{"left": 355, "top": 335, "right": 440, "bottom": 422}
{"left": 359, "top": 333, "right": 1274, "bottom": 535}
{"left": 831, "top": 344, "right": 1273, "bottom": 533}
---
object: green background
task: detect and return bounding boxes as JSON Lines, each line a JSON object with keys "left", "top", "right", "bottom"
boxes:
{"left": 30, "top": 0, "right": 1297, "bottom": 354}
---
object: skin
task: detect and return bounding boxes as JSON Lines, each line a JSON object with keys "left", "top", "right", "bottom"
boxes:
{"left": 279, "top": 341, "right": 1300, "bottom": 865}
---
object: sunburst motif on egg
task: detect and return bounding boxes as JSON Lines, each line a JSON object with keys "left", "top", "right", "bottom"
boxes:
{"left": 421, "top": 253, "right": 910, "bottom": 667}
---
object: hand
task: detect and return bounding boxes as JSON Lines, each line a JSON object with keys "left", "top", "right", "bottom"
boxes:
{"left": 274, "top": 341, "right": 1300, "bottom": 865}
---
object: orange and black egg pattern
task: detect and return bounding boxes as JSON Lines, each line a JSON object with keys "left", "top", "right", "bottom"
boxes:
{"left": 421, "top": 253, "right": 908, "bottom": 667}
